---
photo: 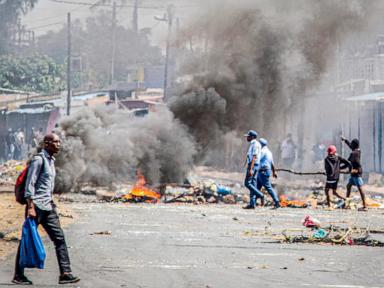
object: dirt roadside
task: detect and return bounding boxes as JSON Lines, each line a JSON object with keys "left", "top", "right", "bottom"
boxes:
{"left": 0, "top": 191, "right": 76, "bottom": 261}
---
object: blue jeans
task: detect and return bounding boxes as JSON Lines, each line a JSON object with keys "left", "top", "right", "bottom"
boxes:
{"left": 348, "top": 176, "right": 363, "bottom": 187}
{"left": 257, "top": 169, "right": 280, "bottom": 206}
{"left": 244, "top": 166, "right": 264, "bottom": 207}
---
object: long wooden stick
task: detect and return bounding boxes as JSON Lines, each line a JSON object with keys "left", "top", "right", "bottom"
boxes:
{"left": 276, "top": 168, "right": 326, "bottom": 175}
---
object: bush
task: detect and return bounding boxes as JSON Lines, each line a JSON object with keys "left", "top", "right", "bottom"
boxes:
{"left": 0, "top": 54, "right": 65, "bottom": 93}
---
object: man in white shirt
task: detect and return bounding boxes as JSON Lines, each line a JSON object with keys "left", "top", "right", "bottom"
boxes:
{"left": 243, "top": 130, "right": 264, "bottom": 209}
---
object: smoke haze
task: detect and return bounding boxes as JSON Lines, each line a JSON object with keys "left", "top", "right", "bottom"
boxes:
{"left": 169, "top": 0, "right": 380, "bottom": 167}
{"left": 54, "top": 106, "right": 196, "bottom": 192}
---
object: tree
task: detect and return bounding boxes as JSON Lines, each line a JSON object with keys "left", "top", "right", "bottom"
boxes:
{"left": 0, "top": 0, "right": 38, "bottom": 54}
{"left": 0, "top": 54, "right": 65, "bottom": 93}
{"left": 37, "top": 12, "right": 162, "bottom": 88}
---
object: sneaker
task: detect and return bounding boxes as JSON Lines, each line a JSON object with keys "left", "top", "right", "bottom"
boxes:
{"left": 271, "top": 204, "right": 281, "bottom": 210}
{"left": 59, "top": 274, "right": 80, "bottom": 284}
{"left": 12, "top": 275, "right": 33, "bottom": 285}
{"left": 242, "top": 205, "right": 255, "bottom": 210}
{"left": 358, "top": 207, "right": 368, "bottom": 212}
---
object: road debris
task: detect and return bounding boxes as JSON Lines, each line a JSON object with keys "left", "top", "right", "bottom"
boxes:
{"left": 302, "top": 215, "right": 321, "bottom": 228}
{"left": 0, "top": 160, "right": 24, "bottom": 186}
{"left": 90, "top": 231, "right": 112, "bottom": 236}
{"left": 281, "top": 225, "right": 384, "bottom": 247}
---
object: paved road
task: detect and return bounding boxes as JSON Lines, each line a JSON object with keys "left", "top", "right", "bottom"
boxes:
{"left": 1, "top": 203, "right": 383, "bottom": 287}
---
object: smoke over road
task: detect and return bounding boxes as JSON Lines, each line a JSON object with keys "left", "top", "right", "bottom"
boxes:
{"left": 169, "top": 0, "right": 378, "bottom": 166}
{"left": 52, "top": 1, "right": 382, "bottom": 189}
{"left": 54, "top": 106, "right": 196, "bottom": 192}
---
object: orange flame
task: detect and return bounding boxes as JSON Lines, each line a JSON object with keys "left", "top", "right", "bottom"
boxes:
{"left": 280, "top": 195, "right": 307, "bottom": 208}
{"left": 123, "top": 171, "right": 160, "bottom": 203}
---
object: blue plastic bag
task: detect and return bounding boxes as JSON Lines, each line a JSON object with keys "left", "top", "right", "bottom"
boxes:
{"left": 19, "top": 218, "right": 46, "bottom": 269}
{"left": 217, "top": 186, "right": 232, "bottom": 196}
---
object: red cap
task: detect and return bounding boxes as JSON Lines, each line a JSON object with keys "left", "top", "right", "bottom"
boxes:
{"left": 327, "top": 145, "right": 337, "bottom": 155}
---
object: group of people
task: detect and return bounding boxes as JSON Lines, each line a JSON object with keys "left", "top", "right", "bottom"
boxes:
{"left": 5, "top": 128, "right": 25, "bottom": 161}
{"left": 8, "top": 129, "right": 367, "bottom": 285}
{"left": 324, "top": 137, "right": 366, "bottom": 210}
{"left": 243, "top": 130, "right": 281, "bottom": 209}
{"left": 243, "top": 130, "right": 367, "bottom": 211}
{"left": 3, "top": 127, "right": 43, "bottom": 162}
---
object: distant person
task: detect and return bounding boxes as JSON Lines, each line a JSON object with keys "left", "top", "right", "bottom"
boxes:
{"left": 280, "top": 133, "right": 297, "bottom": 169}
{"left": 257, "top": 138, "right": 280, "bottom": 209}
{"left": 28, "top": 127, "right": 36, "bottom": 150}
{"left": 324, "top": 145, "right": 351, "bottom": 208}
{"left": 33, "top": 128, "right": 43, "bottom": 149}
{"left": 243, "top": 130, "right": 264, "bottom": 209}
{"left": 14, "top": 128, "right": 25, "bottom": 160}
{"left": 5, "top": 128, "right": 16, "bottom": 160}
{"left": 312, "top": 142, "right": 326, "bottom": 163}
{"left": 341, "top": 137, "right": 367, "bottom": 211}
{"left": 12, "top": 134, "right": 80, "bottom": 285}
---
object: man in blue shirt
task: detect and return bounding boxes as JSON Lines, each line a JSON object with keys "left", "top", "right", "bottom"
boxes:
{"left": 13, "top": 134, "right": 80, "bottom": 285}
{"left": 257, "top": 138, "right": 280, "bottom": 209}
{"left": 243, "top": 130, "right": 264, "bottom": 209}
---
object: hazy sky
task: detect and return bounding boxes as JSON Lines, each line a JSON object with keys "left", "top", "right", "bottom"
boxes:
{"left": 22, "top": 0, "right": 201, "bottom": 47}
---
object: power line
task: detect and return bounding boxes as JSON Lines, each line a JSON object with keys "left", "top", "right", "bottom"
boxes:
{"left": 25, "top": 2, "right": 91, "bottom": 24}
{"left": 28, "top": 21, "right": 66, "bottom": 30}
{"left": 48, "top": 0, "right": 196, "bottom": 9}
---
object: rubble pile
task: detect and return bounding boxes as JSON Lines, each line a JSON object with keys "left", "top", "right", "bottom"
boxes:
{"left": 0, "top": 160, "right": 24, "bottom": 186}
{"left": 281, "top": 225, "right": 384, "bottom": 247}
{"left": 162, "top": 180, "right": 245, "bottom": 204}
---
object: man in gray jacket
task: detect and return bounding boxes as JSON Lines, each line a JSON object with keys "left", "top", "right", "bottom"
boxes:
{"left": 12, "top": 134, "right": 80, "bottom": 285}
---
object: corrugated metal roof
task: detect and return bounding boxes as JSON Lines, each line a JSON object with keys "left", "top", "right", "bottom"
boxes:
{"left": 345, "top": 92, "right": 384, "bottom": 102}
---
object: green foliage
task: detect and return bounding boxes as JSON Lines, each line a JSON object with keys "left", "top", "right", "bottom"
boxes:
{"left": 0, "top": 54, "right": 65, "bottom": 93}
{"left": 0, "top": 0, "right": 38, "bottom": 54}
{"left": 37, "top": 12, "right": 162, "bottom": 88}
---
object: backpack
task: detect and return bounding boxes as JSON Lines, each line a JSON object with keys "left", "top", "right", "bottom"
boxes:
{"left": 15, "top": 155, "right": 44, "bottom": 205}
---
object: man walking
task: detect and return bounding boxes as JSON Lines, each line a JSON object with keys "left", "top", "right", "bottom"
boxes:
{"left": 12, "top": 134, "right": 80, "bottom": 285}
{"left": 243, "top": 130, "right": 264, "bottom": 209}
{"left": 341, "top": 137, "right": 367, "bottom": 211}
{"left": 257, "top": 138, "right": 280, "bottom": 209}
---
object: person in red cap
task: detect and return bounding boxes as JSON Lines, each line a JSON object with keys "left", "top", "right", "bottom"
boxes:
{"left": 324, "top": 145, "right": 351, "bottom": 208}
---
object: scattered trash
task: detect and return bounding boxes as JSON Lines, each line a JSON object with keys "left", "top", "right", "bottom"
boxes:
{"left": 313, "top": 228, "right": 328, "bottom": 239}
{"left": 59, "top": 213, "right": 73, "bottom": 219}
{"left": 365, "top": 198, "right": 382, "bottom": 208}
{"left": 217, "top": 186, "right": 232, "bottom": 196}
{"left": 298, "top": 257, "right": 305, "bottom": 261}
{"left": 281, "top": 226, "right": 384, "bottom": 247}
{"left": 302, "top": 215, "right": 321, "bottom": 228}
{"left": 0, "top": 160, "right": 25, "bottom": 186}
{"left": 232, "top": 217, "right": 239, "bottom": 221}
{"left": 90, "top": 231, "right": 112, "bottom": 235}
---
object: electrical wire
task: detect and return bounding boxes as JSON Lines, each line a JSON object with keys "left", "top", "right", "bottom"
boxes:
{"left": 48, "top": 0, "right": 197, "bottom": 9}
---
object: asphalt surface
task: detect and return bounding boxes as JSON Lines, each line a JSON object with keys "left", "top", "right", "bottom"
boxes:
{"left": 1, "top": 202, "right": 383, "bottom": 288}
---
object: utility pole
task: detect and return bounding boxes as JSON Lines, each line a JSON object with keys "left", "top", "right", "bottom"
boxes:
{"left": 66, "top": 12, "right": 72, "bottom": 116}
{"left": 110, "top": 1, "right": 117, "bottom": 86}
{"left": 163, "top": 4, "right": 174, "bottom": 101}
{"left": 132, "top": 0, "right": 138, "bottom": 34}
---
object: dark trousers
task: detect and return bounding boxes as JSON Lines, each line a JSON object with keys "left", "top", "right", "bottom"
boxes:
{"left": 15, "top": 206, "right": 71, "bottom": 276}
